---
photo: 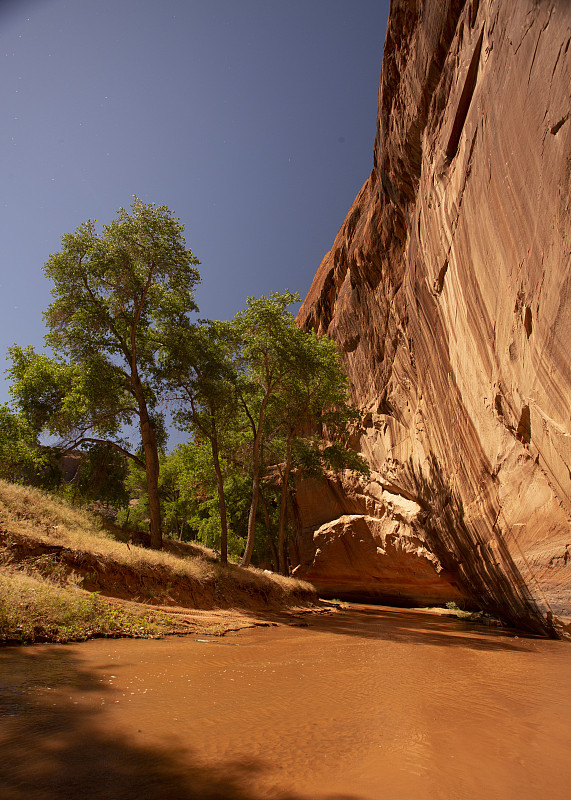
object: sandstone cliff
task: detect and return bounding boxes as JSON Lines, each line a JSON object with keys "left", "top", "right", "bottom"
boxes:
{"left": 295, "top": 0, "right": 571, "bottom": 636}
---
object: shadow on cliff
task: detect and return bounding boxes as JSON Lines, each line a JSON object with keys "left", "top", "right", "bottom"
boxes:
{"left": 0, "top": 647, "right": 363, "bottom": 800}
{"left": 303, "top": 604, "right": 541, "bottom": 653}
{"left": 402, "top": 455, "right": 555, "bottom": 637}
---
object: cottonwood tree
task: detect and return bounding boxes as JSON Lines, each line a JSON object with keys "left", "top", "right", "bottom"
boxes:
{"left": 16, "top": 197, "right": 200, "bottom": 549}
{"left": 160, "top": 319, "right": 239, "bottom": 564}
{"left": 267, "top": 330, "right": 369, "bottom": 574}
{"left": 230, "top": 291, "right": 304, "bottom": 567}
{"left": 170, "top": 439, "right": 251, "bottom": 557}
{"left": 0, "top": 403, "right": 43, "bottom": 483}
{"left": 5, "top": 346, "right": 105, "bottom": 491}
{"left": 228, "top": 293, "right": 369, "bottom": 571}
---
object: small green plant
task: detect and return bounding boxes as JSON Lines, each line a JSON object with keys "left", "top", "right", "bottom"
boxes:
{"left": 206, "top": 623, "right": 226, "bottom": 636}
{"left": 81, "top": 571, "right": 98, "bottom": 586}
{"left": 443, "top": 601, "right": 489, "bottom": 623}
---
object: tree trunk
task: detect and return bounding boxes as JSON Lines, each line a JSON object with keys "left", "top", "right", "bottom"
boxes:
{"left": 259, "top": 486, "right": 279, "bottom": 570}
{"left": 240, "top": 396, "right": 270, "bottom": 568}
{"left": 143, "top": 420, "right": 162, "bottom": 550}
{"left": 210, "top": 413, "right": 228, "bottom": 565}
{"left": 135, "top": 382, "right": 162, "bottom": 550}
{"left": 241, "top": 468, "right": 260, "bottom": 567}
{"left": 278, "top": 433, "right": 293, "bottom": 575}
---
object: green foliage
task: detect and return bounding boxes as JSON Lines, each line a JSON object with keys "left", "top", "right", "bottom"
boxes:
{"left": 7, "top": 345, "right": 132, "bottom": 445}
{"left": 7, "top": 345, "right": 70, "bottom": 437}
{"left": 157, "top": 290, "right": 368, "bottom": 570}
{"left": 163, "top": 442, "right": 248, "bottom": 558}
{"left": 3, "top": 199, "right": 370, "bottom": 567}
{"left": 6, "top": 198, "right": 201, "bottom": 548}
{"left": 265, "top": 326, "right": 368, "bottom": 474}
{"left": 37, "top": 196, "right": 200, "bottom": 453}
{"left": 159, "top": 318, "right": 242, "bottom": 562}
{"left": 232, "top": 290, "right": 302, "bottom": 383}
{"left": 118, "top": 449, "right": 195, "bottom": 541}
{"left": 116, "top": 443, "right": 248, "bottom": 558}
{"left": 66, "top": 444, "right": 130, "bottom": 507}
{"left": 5, "top": 348, "right": 132, "bottom": 503}
{"left": 0, "top": 403, "right": 47, "bottom": 483}
{"left": 42, "top": 196, "right": 201, "bottom": 546}
{"left": 228, "top": 291, "right": 303, "bottom": 566}
{"left": 228, "top": 292, "right": 368, "bottom": 569}
{"left": 43, "top": 197, "right": 200, "bottom": 371}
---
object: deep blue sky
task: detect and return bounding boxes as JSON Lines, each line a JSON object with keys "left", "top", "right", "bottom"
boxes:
{"left": 1, "top": 0, "right": 389, "bottom": 412}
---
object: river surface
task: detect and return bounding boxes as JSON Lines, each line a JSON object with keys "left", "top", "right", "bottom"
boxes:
{"left": 1, "top": 605, "right": 571, "bottom": 800}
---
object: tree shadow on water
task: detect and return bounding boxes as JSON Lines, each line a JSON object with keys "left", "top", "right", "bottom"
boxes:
{"left": 0, "top": 646, "right": 364, "bottom": 800}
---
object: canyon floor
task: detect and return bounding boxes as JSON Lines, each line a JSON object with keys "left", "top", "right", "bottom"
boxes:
{"left": 2, "top": 604, "right": 570, "bottom": 800}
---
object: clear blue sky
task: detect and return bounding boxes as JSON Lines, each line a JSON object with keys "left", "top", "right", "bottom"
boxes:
{"left": 1, "top": 0, "right": 389, "bottom": 412}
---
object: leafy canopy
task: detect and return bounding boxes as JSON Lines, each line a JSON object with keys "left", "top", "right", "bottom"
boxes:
{"left": 44, "top": 196, "right": 200, "bottom": 374}
{"left": 6, "top": 198, "right": 201, "bottom": 548}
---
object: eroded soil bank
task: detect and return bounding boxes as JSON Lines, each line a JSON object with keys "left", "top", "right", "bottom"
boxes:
{"left": 1, "top": 604, "right": 571, "bottom": 800}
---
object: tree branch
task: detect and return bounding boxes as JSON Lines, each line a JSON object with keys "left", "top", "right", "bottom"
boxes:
{"left": 59, "top": 436, "right": 144, "bottom": 469}
{"left": 234, "top": 383, "right": 258, "bottom": 438}
{"left": 131, "top": 265, "right": 155, "bottom": 376}
{"left": 80, "top": 272, "right": 133, "bottom": 364}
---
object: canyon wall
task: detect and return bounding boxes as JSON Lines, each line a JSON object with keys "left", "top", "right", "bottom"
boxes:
{"left": 295, "top": 0, "right": 571, "bottom": 635}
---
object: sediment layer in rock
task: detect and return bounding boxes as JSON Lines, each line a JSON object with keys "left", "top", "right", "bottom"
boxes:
{"left": 295, "top": 0, "right": 571, "bottom": 636}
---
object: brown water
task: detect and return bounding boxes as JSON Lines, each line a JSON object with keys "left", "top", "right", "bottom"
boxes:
{"left": 1, "top": 606, "right": 571, "bottom": 800}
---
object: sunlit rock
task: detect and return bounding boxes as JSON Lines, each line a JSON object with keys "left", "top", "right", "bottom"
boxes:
{"left": 295, "top": 0, "right": 571, "bottom": 636}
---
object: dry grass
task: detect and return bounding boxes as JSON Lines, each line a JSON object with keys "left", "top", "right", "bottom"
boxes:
{"left": 0, "top": 479, "right": 317, "bottom": 644}
{"left": 0, "top": 480, "right": 209, "bottom": 580}
{"left": 0, "top": 569, "right": 169, "bottom": 644}
{"left": 0, "top": 480, "right": 313, "bottom": 592}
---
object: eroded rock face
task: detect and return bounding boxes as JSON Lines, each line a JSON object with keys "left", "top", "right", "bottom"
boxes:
{"left": 295, "top": 0, "right": 571, "bottom": 635}
{"left": 300, "top": 514, "right": 468, "bottom": 606}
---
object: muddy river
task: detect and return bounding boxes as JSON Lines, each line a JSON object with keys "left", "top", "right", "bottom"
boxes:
{"left": 1, "top": 605, "right": 570, "bottom": 800}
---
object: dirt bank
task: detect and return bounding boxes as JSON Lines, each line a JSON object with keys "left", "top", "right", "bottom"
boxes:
{"left": 0, "top": 481, "right": 322, "bottom": 644}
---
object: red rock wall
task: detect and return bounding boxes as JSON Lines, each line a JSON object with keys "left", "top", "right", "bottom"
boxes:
{"left": 296, "top": 0, "right": 571, "bottom": 635}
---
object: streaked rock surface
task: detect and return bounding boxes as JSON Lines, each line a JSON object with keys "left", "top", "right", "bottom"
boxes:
{"left": 295, "top": 0, "right": 571, "bottom": 635}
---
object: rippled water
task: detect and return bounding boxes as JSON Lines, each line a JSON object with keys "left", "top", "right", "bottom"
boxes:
{"left": 1, "top": 605, "right": 570, "bottom": 800}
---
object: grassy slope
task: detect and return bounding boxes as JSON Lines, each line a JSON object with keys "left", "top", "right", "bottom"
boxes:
{"left": 0, "top": 480, "right": 316, "bottom": 645}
